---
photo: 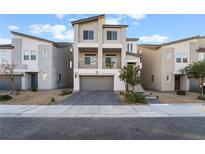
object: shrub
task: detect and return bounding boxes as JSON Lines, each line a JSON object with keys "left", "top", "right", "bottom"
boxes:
{"left": 31, "top": 88, "right": 38, "bottom": 92}
{"left": 176, "top": 90, "right": 186, "bottom": 95}
{"left": 59, "top": 90, "right": 72, "bottom": 96}
{"left": 125, "top": 92, "right": 147, "bottom": 104}
{"left": 51, "top": 97, "right": 55, "bottom": 102}
{"left": 0, "top": 94, "right": 12, "bottom": 101}
{"left": 198, "top": 95, "right": 205, "bottom": 101}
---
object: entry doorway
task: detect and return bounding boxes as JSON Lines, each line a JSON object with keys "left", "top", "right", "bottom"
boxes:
{"left": 31, "top": 73, "right": 38, "bottom": 89}
{"left": 175, "top": 76, "right": 180, "bottom": 90}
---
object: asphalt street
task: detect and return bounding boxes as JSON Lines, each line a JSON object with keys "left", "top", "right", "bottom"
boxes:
{"left": 1, "top": 117, "right": 205, "bottom": 140}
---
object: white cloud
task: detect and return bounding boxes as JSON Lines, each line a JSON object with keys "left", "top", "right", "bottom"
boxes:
{"left": 140, "top": 35, "right": 168, "bottom": 43}
{"left": 8, "top": 25, "right": 19, "bottom": 31}
{"left": 0, "top": 38, "right": 11, "bottom": 44}
{"left": 55, "top": 14, "right": 66, "bottom": 19}
{"left": 30, "top": 24, "right": 73, "bottom": 41}
{"left": 126, "top": 14, "right": 146, "bottom": 20}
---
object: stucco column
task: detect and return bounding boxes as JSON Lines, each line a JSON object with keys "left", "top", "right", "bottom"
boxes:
{"left": 73, "top": 24, "right": 79, "bottom": 69}
{"left": 98, "top": 18, "right": 103, "bottom": 69}
{"left": 121, "top": 28, "right": 127, "bottom": 67}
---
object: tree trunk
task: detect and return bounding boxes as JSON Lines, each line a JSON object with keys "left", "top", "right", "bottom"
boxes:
{"left": 201, "top": 78, "right": 204, "bottom": 96}
{"left": 10, "top": 76, "right": 16, "bottom": 95}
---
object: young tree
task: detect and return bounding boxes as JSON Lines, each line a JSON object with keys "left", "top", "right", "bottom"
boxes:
{"left": 0, "top": 60, "right": 16, "bottom": 94}
{"left": 119, "top": 65, "right": 142, "bottom": 92}
{"left": 181, "top": 61, "right": 205, "bottom": 96}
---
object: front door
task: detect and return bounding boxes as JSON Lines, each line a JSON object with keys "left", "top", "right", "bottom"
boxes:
{"left": 31, "top": 73, "right": 38, "bottom": 89}
{"left": 175, "top": 76, "right": 180, "bottom": 90}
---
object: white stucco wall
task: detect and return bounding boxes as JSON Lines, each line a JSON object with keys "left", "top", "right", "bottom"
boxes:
{"left": 0, "top": 49, "right": 12, "bottom": 64}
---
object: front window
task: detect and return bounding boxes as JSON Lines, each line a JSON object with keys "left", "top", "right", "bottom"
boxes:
{"left": 31, "top": 50, "right": 37, "bottom": 60}
{"left": 107, "top": 31, "right": 117, "bottom": 40}
{"left": 83, "top": 30, "right": 94, "bottom": 40}
{"left": 105, "top": 54, "right": 117, "bottom": 68}
{"left": 182, "top": 53, "right": 188, "bottom": 63}
{"left": 24, "top": 50, "right": 30, "bottom": 60}
{"left": 84, "top": 54, "right": 96, "bottom": 65}
{"left": 0, "top": 52, "right": 6, "bottom": 62}
{"left": 176, "top": 53, "right": 182, "bottom": 63}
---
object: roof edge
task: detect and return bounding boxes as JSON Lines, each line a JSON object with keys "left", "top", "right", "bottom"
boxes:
{"left": 71, "top": 14, "right": 105, "bottom": 25}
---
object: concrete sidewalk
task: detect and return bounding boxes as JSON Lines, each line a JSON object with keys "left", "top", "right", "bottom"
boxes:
{"left": 0, "top": 104, "right": 205, "bottom": 118}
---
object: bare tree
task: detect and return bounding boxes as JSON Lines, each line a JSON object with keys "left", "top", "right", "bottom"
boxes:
{"left": 0, "top": 60, "right": 16, "bottom": 94}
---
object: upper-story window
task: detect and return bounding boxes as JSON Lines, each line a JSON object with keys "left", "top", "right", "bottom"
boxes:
{"left": 107, "top": 31, "right": 117, "bottom": 40}
{"left": 83, "top": 30, "right": 94, "bottom": 40}
{"left": 130, "top": 43, "right": 133, "bottom": 52}
{"left": 176, "top": 53, "right": 182, "bottom": 63}
{"left": 0, "top": 52, "right": 6, "bottom": 62}
{"left": 127, "top": 43, "right": 129, "bottom": 51}
{"left": 31, "top": 50, "right": 37, "bottom": 60}
{"left": 24, "top": 50, "right": 30, "bottom": 60}
{"left": 84, "top": 54, "right": 96, "bottom": 65}
{"left": 105, "top": 54, "right": 117, "bottom": 68}
{"left": 182, "top": 53, "right": 188, "bottom": 63}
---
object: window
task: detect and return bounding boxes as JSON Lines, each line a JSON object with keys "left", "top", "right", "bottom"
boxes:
{"left": 151, "top": 75, "right": 154, "bottom": 82}
{"left": 70, "top": 61, "right": 72, "bottom": 69}
{"left": 84, "top": 54, "right": 96, "bottom": 65}
{"left": 166, "top": 75, "right": 170, "bottom": 82}
{"left": 83, "top": 30, "right": 94, "bottom": 40}
{"left": 176, "top": 53, "right": 182, "bottom": 63}
{"left": 105, "top": 54, "right": 117, "bottom": 68}
{"left": 24, "top": 50, "right": 30, "bottom": 60}
{"left": 107, "top": 31, "right": 117, "bottom": 40}
{"left": 130, "top": 43, "right": 133, "bottom": 52}
{"left": 182, "top": 53, "right": 188, "bottom": 63}
{"left": 127, "top": 43, "right": 129, "bottom": 51}
{"left": 31, "top": 50, "right": 37, "bottom": 60}
{"left": 42, "top": 50, "right": 47, "bottom": 57}
{"left": 0, "top": 52, "right": 6, "bottom": 62}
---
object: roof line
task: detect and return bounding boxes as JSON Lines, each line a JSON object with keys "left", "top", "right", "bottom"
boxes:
{"left": 103, "top": 24, "right": 128, "bottom": 28}
{"left": 11, "top": 31, "right": 72, "bottom": 47}
{"left": 71, "top": 14, "right": 105, "bottom": 25}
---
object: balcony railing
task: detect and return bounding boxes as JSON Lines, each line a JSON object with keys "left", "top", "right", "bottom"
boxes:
{"left": 103, "top": 61, "right": 121, "bottom": 69}
{"left": 78, "top": 61, "right": 97, "bottom": 69}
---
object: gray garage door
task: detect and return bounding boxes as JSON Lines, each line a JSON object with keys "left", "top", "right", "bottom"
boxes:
{"left": 0, "top": 77, "right": 22, "bottom": 91}
{"left": 80, "top": 76, "right": 114, "bottom": 91}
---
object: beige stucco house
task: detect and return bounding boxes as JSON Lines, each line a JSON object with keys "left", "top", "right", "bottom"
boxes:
{"left": 0, "top": 31, "right": 73, "bottom": 90}
{"left": 72, "top": 15, "right": 142, "bottom": 91}
{"left": 139, "top": 36, "right": 205, "bottom": 92}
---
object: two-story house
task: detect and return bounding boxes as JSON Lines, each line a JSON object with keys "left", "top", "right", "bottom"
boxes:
{"left": 0, "top": 31, "right": 73, "bottom": 90}
{"left": 72, "top": 15, "right": 142, "bottom": 91}
{"left": 139, "top": 35, "right": 205, "bottom": 92}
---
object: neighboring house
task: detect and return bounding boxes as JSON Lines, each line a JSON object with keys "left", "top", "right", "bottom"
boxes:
{"left": 139, "top": 36, "right": 205, "bottom": 92}
{"left": 0, "top": 44, "right": 22, "bottom": 90}
{"left": 72, "top": 15, "right": 142, "bottom": 91}
{"left": 0, "top": 31, "right": 73, "bottom": 90}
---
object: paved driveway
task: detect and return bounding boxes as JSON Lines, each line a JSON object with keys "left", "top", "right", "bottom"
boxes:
{"left": 61, "top": 91, "right": 124, "bottom": 105}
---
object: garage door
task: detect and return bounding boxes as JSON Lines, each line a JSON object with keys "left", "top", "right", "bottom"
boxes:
{"left": 80, "top": 76, "right": 114, "bottom": 91}
{"left": 0, "top": 77, "right": 22, "bottom": 91}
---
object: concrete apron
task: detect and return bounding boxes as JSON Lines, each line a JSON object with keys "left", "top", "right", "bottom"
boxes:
{"left": 0, "top": 104, "right": 205, "bottom": 118}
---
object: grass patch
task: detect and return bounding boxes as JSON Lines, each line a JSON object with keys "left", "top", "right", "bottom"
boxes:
{"left": 59, "top": 90, "right": 72, "bottom": 96}
{"left": 125, "top": 92, "right": 147, "bottom": 104}
{"left": 198, "top": 95, "right": 205, "bottom": 101}
{"left": 176, "top": 90, "right": 186, "bottom": 95}
{"left": 0, "top": 94, "right": 12, "bottom": 101}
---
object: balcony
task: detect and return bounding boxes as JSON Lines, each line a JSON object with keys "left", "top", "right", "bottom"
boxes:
{"left": 103, "top": 60, "right": 121, "bottom": 69}
{"left": 78, "top": 60, "right": 97, "bottom": 69}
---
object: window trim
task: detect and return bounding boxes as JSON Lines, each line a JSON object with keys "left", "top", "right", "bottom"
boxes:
{"left": 31, "top": 50, "right": 37, "bottom": 60}
{"left": 83, "top": 30, "right": 94, "bottom": 40}
{"left": 84, "top": 54, "right": 96, "bottom": 65}
{"left": 176, "top": 53, "right": 182, "bottom": 63}
{"left": 24, "top": 50, "right": 30, "bottom": 60}
{"left": 107, "top": 31, "right": 117, "bottom": 40}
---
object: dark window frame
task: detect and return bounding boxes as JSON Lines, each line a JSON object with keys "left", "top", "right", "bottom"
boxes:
{"left": 83, "top": 30, "right": 94, "bottom": 40}
{"left": 107, "top": 31, "right": 117, "bottom": 40}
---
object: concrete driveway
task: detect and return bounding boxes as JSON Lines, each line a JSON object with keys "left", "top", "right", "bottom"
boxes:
{"left": 61, "top": 91, "right": 124, "bottom": 105}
